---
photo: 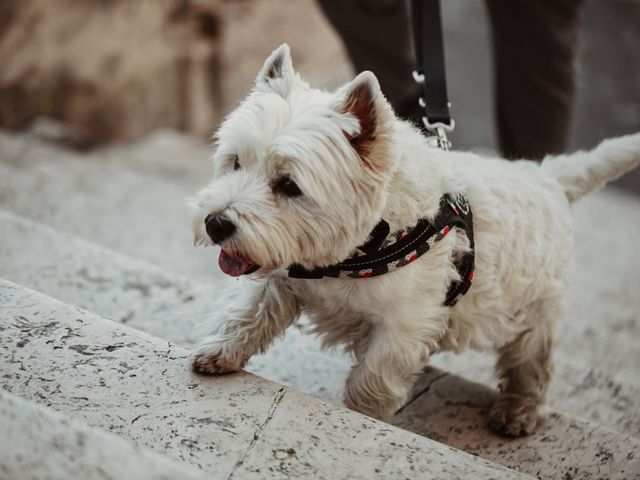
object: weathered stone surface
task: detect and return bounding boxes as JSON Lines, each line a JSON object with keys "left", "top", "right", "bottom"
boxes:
{"left": 394, "top": 368, "right": 640, "bottom": 480}
{"left": 0, "top": 390, "right": 209, "bottom": 480}
{"left": 430, "top": 349, "right": 640, "bottom": 441}
{"left": 0, "top": 279, "right": 528, "bottom": 479}
{"left": 0, "top": 130, "right": 217, "bottom": 282}
{"left": 0, "top": 207, "right": 215, "bottom": 345}
{"left": 235, "top": 391, "right": 516, "bottom": 480}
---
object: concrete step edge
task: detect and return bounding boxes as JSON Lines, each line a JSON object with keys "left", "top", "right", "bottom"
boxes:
{"left": 0, "top": 389, "right": 210, "bottom": 480}
{"left": 0, "top": 278, "right": 529, "bottom": 480}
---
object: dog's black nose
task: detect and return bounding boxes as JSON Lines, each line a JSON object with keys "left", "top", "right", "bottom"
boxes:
{"left": 205, "top": 213, "right": 236, "bottom": 244}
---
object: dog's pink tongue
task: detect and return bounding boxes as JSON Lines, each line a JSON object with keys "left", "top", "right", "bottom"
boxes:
{"left": 218, "top": 250, "right": 255, "bottom": 277}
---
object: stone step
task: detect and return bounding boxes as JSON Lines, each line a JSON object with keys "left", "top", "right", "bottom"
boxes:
{"left": 429, "top": 349, "right": 640, "bottom": 441}
{"left": 0, "top": 207, "right": 216, "bottom": 347}
{"left": 0, "top": 279, "right": 528, "bottom": 480}
{"left": 2, "top": 204, "right": 639, "bottom": 439}
{"left": 3, "top": 213, "right": 640, "bottom": 480}
{"left": 1, "top": 129, "right": 639, "bottom": 384}
{"left": 0, "top": 129, "right": 217, "bottom": 283}
{"left": 0, "top": 206, "right": 352, "bottom": 401}
{"left": 0, "top": 390, "right": 209, "bottom": 480}
{"left": 395, "top": 368, "right": 640, "bottom": 480}
{"left": 4, "top": 279, "right": 640, "bottom": 479}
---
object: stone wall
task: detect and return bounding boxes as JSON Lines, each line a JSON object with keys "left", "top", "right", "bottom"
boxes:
{"left": 0, "top": 0, "right": 349, "bottom": 148}
{"left": 0, "top": 0, "right": 222, "bottom": 146}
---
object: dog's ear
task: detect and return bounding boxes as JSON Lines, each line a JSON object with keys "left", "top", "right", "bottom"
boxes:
{"left": 255, "top": 44, "right": 296, "bottom": 97}
{"left": 336, "top": 71, "right": 389, "bottom": 161}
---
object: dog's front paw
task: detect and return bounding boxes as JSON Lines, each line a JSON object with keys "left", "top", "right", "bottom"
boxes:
{"left": 488, "top": 394, "right": 542, "bottom": 437}
{"left": 190, "top": 340, "right": 247, "bottom": 375}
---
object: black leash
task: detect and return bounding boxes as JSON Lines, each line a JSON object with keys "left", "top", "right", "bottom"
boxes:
{"left": 411, "top": 0, "right": 454, "bottom": 150}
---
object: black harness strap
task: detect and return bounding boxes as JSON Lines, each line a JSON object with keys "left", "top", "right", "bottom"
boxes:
{"left": 411, "top": 0, "right": 452, "bottom": 127}
{"left": 443, "top": 197, "right": 475, "bottom": 306}
{"left": 287, "top": 194, "right": 475, "bottom": 307}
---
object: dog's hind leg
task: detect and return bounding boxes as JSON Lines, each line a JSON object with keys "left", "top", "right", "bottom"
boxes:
{"left": 191, "top": 275, "right": 301, "bottom": 374}
{"left": 488, "top": 297, "right": 561, "bottom": 437}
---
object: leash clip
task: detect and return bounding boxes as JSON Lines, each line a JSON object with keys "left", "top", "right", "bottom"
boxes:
{"left": 423, "top": 118, "right": 455, "bottom": 151}
{"left": 412, "top": 70, "right": 426, "bottom": 84}
{"left": 413, "top": 70, "right": 454, "bottom": 151}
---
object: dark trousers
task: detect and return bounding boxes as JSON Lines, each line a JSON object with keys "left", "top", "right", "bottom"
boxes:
{"left": 317, "top": 0, "right": 586, "bottom": 159}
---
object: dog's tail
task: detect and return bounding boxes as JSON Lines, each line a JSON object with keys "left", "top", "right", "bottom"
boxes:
{"left": 541, "top": 133, "right": 640, "bottom": 202}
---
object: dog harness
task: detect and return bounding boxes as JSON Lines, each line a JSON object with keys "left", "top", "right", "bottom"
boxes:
{"left": 287, "top": 193, "right": 475, "bottom": 307}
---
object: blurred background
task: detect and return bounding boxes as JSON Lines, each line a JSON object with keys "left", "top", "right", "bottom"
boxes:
{"left": 1, "top": 0, "right": 638, "bottom": 190}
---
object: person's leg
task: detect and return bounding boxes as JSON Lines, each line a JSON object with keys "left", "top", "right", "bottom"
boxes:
{"left": 317, "top": 0, "right": 423, "bottom": 125}
{"left": 486, "top": 0, "right": 586, "bottom": 160}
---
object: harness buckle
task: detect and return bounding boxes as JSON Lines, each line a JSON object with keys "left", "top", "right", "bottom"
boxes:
{"left": 423, "top": 118, "right": 455, "bottom": 151}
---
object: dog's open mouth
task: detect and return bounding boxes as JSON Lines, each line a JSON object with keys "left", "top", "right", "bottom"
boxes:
{"left": 218, "top": 249, "right": 258, "bottom": 277}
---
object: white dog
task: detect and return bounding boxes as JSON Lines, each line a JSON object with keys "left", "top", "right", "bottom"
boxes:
{"left": 189, "top": 45, "right": 640, "bottom": 436}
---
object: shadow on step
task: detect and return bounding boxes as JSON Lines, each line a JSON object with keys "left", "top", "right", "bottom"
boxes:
{"left": 394, "top": 367, "right": 640, "bottom": 480}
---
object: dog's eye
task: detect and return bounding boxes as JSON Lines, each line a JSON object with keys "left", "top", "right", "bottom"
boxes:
{"left": 233, "top": 155, "right": 240, "bottom": 171}
{"left": 273, "top": 176, "right": 302, "bottom": 197}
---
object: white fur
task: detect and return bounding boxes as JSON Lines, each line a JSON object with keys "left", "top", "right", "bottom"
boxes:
{"left": 189, "top": 45, "right": 640, "bottom": 436}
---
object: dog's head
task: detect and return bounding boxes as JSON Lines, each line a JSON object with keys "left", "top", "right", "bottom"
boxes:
{"left": 190, "top": 44, "right": 399, "bottom": 276}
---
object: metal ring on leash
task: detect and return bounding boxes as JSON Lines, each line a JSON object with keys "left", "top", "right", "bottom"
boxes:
{"left": 422, "top": 118, "right": 455, "bottom": 151}
{"left": 411, "top": 0, "right": 454, "bottom": 151}
{"left": 412, "top": 70, "right": 426, "bottom": 84}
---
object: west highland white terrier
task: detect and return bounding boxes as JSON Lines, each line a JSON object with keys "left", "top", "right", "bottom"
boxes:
{"left": 189, "top": 45, "right": 640, "bottom": 436}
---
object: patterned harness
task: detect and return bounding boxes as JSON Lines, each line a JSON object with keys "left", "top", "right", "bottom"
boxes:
{"left": 287, "top": 193, "right": 475, "bottom": 307}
